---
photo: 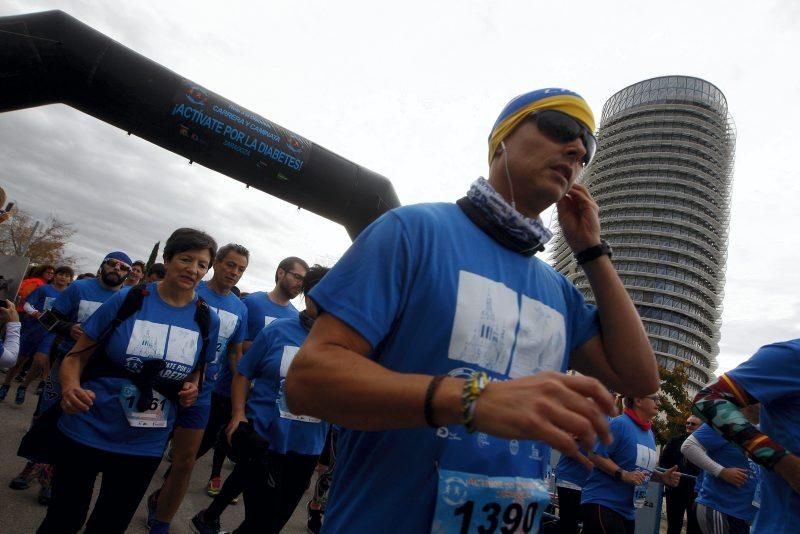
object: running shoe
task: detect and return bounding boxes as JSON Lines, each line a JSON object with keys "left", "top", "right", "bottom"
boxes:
{"left": 306, "top": 502, "right": 323, "bottom": 534}
{"left": 35, "top": 381, "right": 44, "bottom": 396}
{"left": 14, "top": 386, "right": 26, "bottom": 405}
{"left": 191, "top": 509, "right": 221, "bottom": 534}
{"left": 146, "top": 489, "right": 160, "bottom": 528}
{"left": 9, "top": 462, "right": 37, "bottom": 490}
{"left": 0, "top": 384, "right": 9, "bottom": 401}
{"left": 38, "top": 484, "right": 52, "bottom": 505}
{"left": 206, "top": 476, "right": 221, "bottom": 497}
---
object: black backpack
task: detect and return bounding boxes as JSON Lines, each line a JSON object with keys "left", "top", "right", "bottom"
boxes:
{"left": 82, "top": 283, "right": 212, "bottom": 410}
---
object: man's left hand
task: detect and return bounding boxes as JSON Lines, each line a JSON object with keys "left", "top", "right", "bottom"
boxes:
{"left": 556, "top": 184, "right": 602, "bottom": 253}
{"left": 178, "top": 381, "right": 199, "bottom": 407}
{"left": 660, "top": 465, "right": 681, "bottom": 487}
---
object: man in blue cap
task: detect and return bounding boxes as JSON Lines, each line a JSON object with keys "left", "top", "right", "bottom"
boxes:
{"left": 286, "top": 88, "right": 660, "bottom": 533}
{"left": 9, "top": 250, "right": 132, "bottom": 503}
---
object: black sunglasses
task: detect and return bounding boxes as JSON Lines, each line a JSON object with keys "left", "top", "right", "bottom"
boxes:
{"left": 104, "top": 259, "right": 131, "bottom": 273}
{"left": 529, "top": 110, "right": 597, "bottom": 165}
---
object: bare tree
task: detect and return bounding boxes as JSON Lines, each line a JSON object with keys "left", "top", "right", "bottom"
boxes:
{"left": 0, "top": 208, "right": 78, "bottom": 266}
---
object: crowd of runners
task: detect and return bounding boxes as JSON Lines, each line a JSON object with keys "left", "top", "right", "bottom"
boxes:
{"left": 0, "top": 87, "right": 798, "bottom": 534}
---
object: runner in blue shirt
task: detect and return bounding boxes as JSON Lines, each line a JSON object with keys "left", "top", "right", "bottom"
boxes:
{"left": 37, "top": 229, "right": 220, "bottom": 534}
{"left": 197, "top": 255, "right": 308, "bottom": 519}
{"left": 285, "top": 88, "right": 660, "bottom": 533}
{"left": 680, "top": 421, "right": 759, "bottom": 533}
{"left": 0, "top": 266, "right": 73, "bottom": 405}
{"left": 12, "top": 253, "right": 129, "bottom": 503}
{"left": 147, "top": 244, "right": 250, "bottom": 534}
{"left": 693, "top": 339, "right": 800, "bottom": 534}
{"left": 555, "top": 443, "right": 591, "bottom": 533}
{"left": 581, "top": 395, "right": 680, "bottom": 534}
{"left": 195, "top": 265, "right": 330, "bottom": 534}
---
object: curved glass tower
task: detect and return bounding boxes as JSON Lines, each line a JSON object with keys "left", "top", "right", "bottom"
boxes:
{"left": 552, "top": 76, "right": 735, "bottom": 394}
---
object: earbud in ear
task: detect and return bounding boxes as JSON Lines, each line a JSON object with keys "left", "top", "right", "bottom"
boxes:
{"left": 499, "top": 140, "right": 506, "bottom": 153}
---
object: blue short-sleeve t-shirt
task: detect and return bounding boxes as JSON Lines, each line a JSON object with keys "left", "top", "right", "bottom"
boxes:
{"left": 693, "top": 423, "right": 759, "bottom": 522}
{"left": 556, "top": 447, "right": 592, "bottom": 489}
{"left": 57, "top": 282, "right": 220, "bottom": 457}
{"left": 237, "top": 316, "right": 329, "bottom": 456}
{"left": 196, "top": 281, "right": 247, "bottom": 399}
{"left": 727, "top": 339, "right": 800, "bottom": 532}
{"left": 39, "top": 279, "right": 121, "bottom": 412}
{"left": 308, "top": 203, "right": 599, "bottom": 533}
{"left": 214, "top": 292, "right": 298, "bottom": 398}
{"left": 581, "top": 414, "right": 658, "bottom": 520}
{"left": 51, "top": 278, "right": 120, "bottom": 355}
{"left": 20, "top": 284, "right": 62, "bottom": 355}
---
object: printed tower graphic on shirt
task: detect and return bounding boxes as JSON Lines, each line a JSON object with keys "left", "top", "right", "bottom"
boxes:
{"left": 459, "top": 291, "right": 508, "bottom": 371}
{"left": 449, "top": 271, "right": 566, "bottom": 377}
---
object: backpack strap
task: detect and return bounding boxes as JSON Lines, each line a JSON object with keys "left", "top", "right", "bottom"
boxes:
{"left": 105, "top": 283, "right": 149, "bottom": 341}
{"left": 193, "top": 296, "right": 211, "bottom": 393}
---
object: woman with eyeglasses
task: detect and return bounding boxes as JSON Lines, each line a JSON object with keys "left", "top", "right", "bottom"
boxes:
{"left": 37, "top": 229, "right": 220, "bottom": 534}
{"left": 581, "top": 395, "right": 682, "bottom": 534}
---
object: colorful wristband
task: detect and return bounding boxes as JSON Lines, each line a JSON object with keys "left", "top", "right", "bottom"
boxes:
{"left": 462, "top": 371, "right": 489, "bottom": 433}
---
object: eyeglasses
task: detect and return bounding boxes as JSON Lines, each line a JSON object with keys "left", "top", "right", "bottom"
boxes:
{"left": 644, "top": 395, "right": 661, "bottom": 402}
{"left": 529, "top": 110, "right": 597, "bottom": 165}
{"left": 104, "top": 259, "right": 131, "bottom": 273}
{"left": 285, "top": 271, "right": 305, "bottom": 282}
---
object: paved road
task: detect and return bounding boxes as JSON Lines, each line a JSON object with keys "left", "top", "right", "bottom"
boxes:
{"left": 0, "top": 376, "right": 312, "bottom": 533}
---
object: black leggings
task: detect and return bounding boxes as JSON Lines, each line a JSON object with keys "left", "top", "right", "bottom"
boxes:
{"left": 236, "top": 451, "right": 319, "bottom": 533}
{"left": 556, "top": 486, "right": 582, "bottom": 534}
{"left": 196, "top": 392, "right": 232, "bottom": 478}
{"left": 37, "top": 435, "right": 161, "bottom": 534}
{"left": 580, "top": 503, "right": 635, "bottom": 534}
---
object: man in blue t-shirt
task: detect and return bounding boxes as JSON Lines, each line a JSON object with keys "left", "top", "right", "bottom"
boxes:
{"left": 193, "top": 265, "right": 330, "bottom": 534}
{"left": 285, "top": 88, "right": 660, "bottom": 533}
{"left": 147, "top": 244, "right": 250, "bottom": 530}
{"left": 693, "top": 340, "right": 800, "bottom": 533}
{"left": 200, "top": 255, "right": 307, "bottom": 509}
{"left": 582, "top": 395, "right": 680, "bottom": 533}
{"left": 680, "top": 422, "right": 759, "bottom": 533}
{"left": 11, "top": 252, "right": 130, "bottom": 502}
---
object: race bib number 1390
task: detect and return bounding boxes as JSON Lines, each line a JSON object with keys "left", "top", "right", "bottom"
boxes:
{"left": 431, "top": 469, "right": 550, "bottom": 534}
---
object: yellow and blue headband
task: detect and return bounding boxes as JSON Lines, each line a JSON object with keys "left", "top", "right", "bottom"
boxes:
{"left": 488, "top": 88, "right": 596, "bottom": 163}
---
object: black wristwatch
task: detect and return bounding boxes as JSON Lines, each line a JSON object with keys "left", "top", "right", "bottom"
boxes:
{"left": 576, "top": 239, "right": 613, "bottom": 265}
{"left": 614, "top": 468, "right": 624, "bottom": 481}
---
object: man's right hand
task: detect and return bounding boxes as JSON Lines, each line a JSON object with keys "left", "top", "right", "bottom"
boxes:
{"left": 719, "top": 467, "right": 749, "bottom": 487}
{"left": 0, "top": 301, "right": 19, "bottom": 322}
{"left": 775, "top": 454, "right": 800, "bottom": 494}
{"left": 472, "top": 371, "right": 616, "bottom": 460}
{"left": 70, "top": 323, "right": 84, "bottom": 341}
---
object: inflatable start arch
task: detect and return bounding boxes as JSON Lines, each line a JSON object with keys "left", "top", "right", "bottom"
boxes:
{"left": 0, "top": 10, "right": 400, "bottom": 239}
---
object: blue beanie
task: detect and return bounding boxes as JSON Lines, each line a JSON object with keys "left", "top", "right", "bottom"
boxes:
{"left": 102, "top": 251, "right": 132, "bottom": 266}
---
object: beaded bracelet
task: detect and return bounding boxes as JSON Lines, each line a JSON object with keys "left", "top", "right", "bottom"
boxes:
{"left": 424, "top": 375, "right": 447, "bottom": 428}
{"left": 462, "top": 371, "right": 489, "bottom": 433}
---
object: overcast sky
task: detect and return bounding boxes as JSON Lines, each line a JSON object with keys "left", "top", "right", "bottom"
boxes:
{"left": 2, "top": 0, "right": 799, "bottom": 375}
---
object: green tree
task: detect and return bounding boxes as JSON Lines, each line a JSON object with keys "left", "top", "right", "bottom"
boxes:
{"left": 652, "top": 362, "right": 693, "bottom": 445}
{"left": 0, "top": 208, "right": 77, "bottom": 266}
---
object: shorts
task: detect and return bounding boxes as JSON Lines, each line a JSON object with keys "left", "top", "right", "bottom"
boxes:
{"left": 19, "top": 333, "right": 52, "bottom": 359}
{"left": 175, "top": 399, "right": 212, "bottom": 430}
